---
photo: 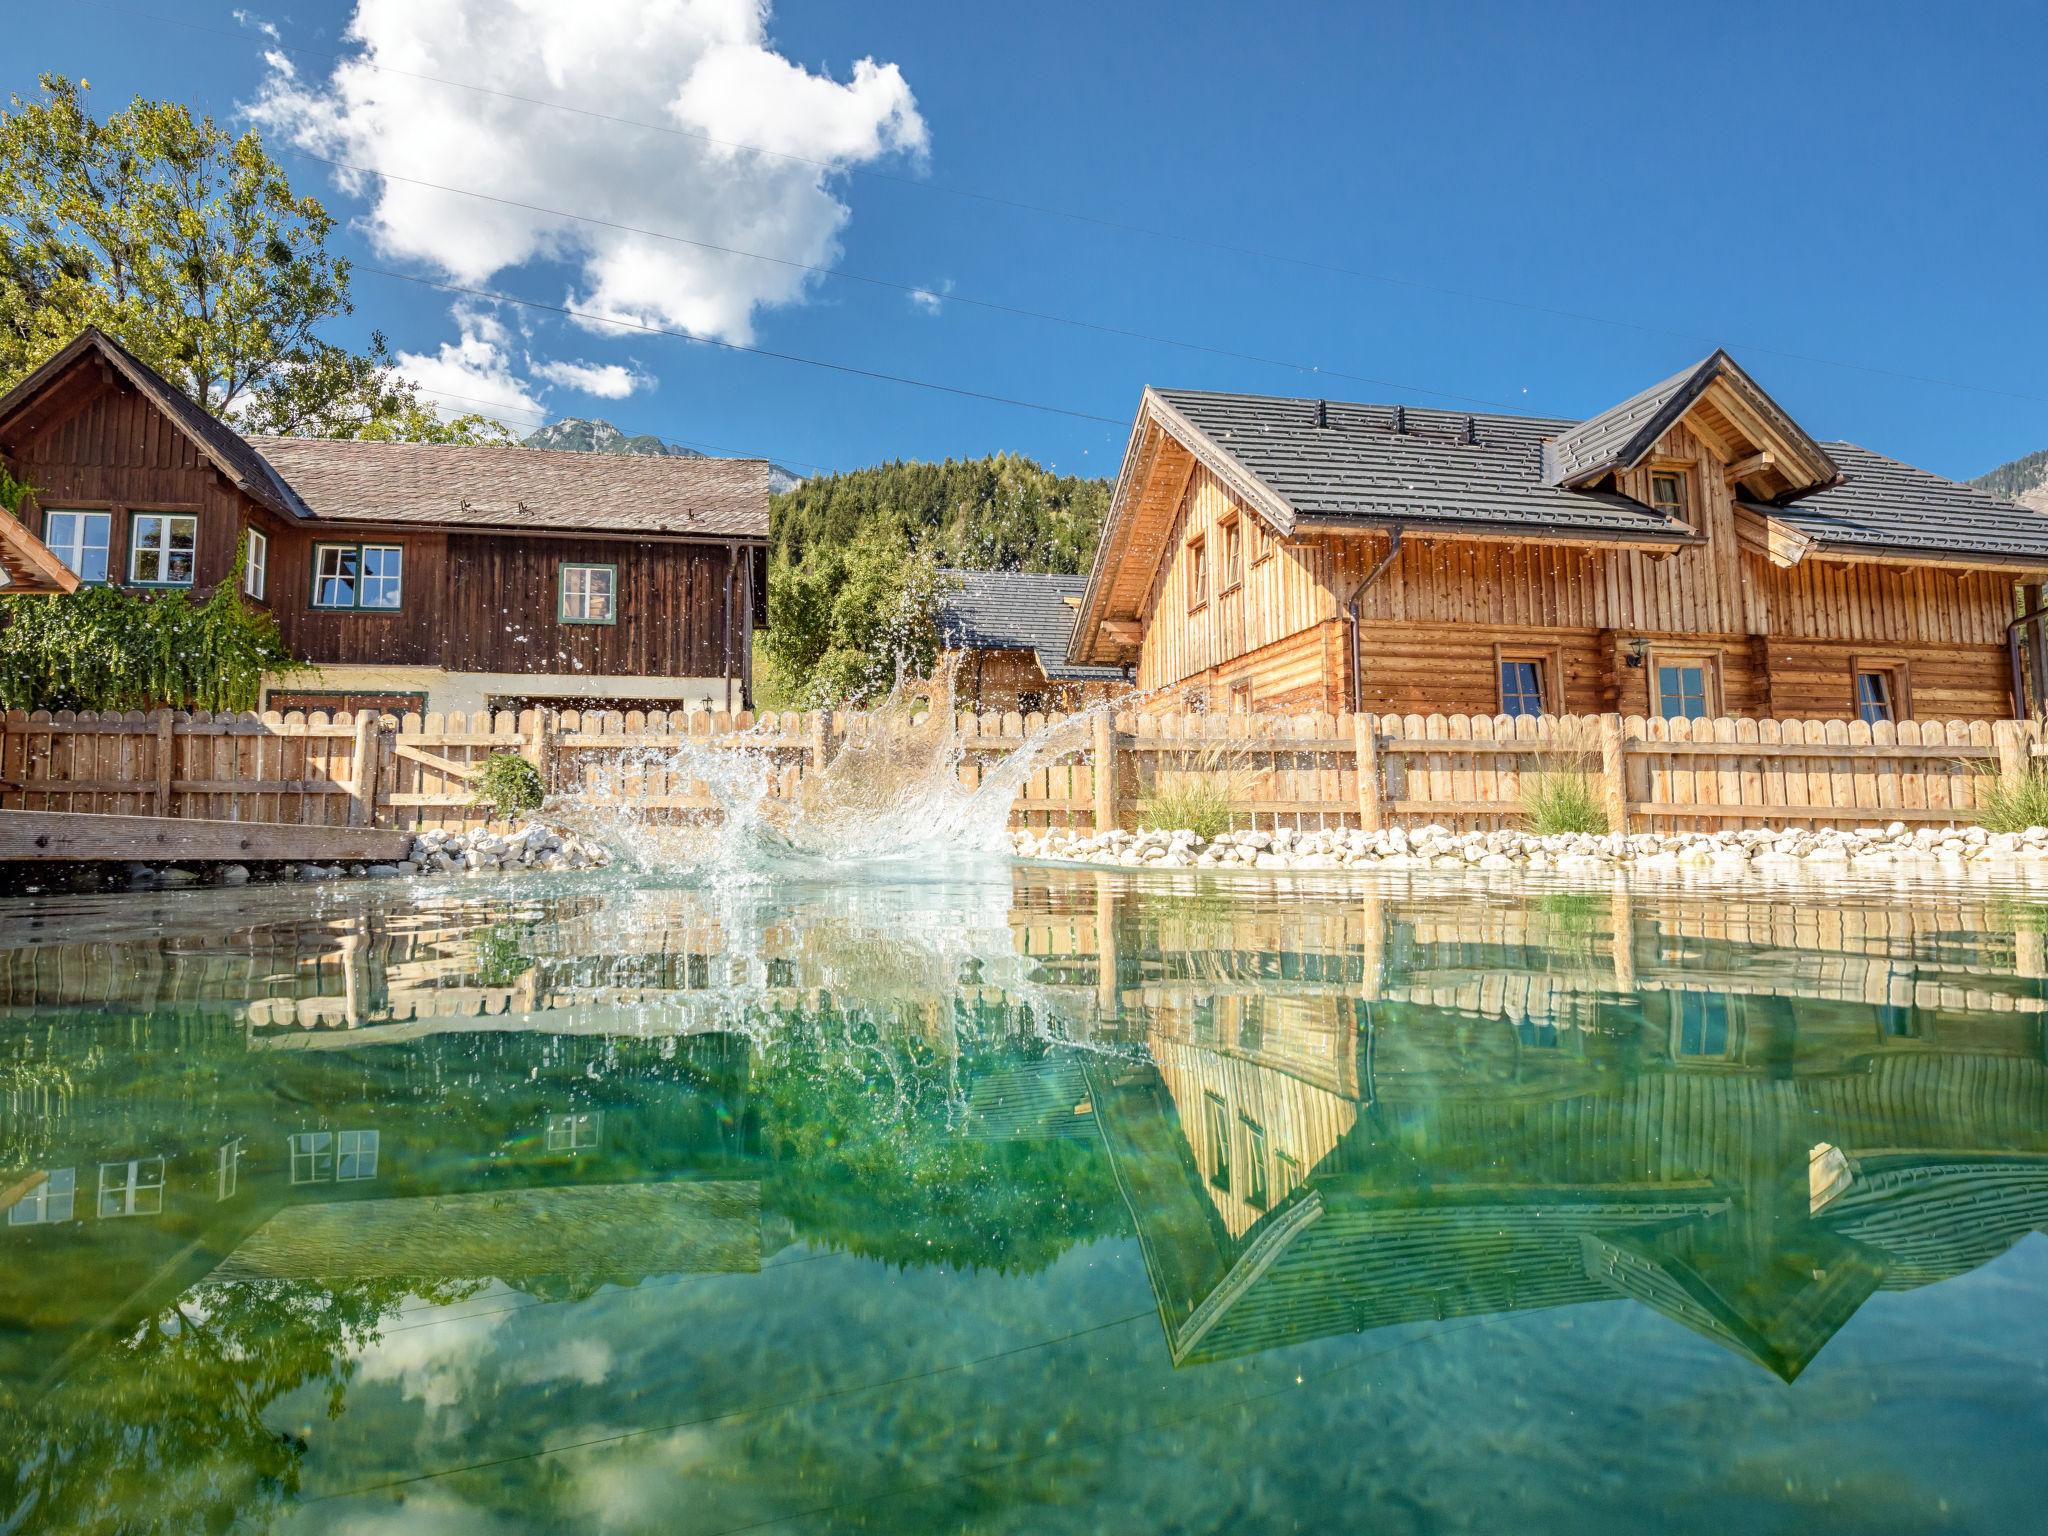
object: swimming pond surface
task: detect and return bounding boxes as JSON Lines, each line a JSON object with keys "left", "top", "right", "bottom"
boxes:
{"left": 3, "top": 864, "right": 2046, "bottom": 1533}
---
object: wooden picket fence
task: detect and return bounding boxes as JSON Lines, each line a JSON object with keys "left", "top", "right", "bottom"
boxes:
{"left": 0, "top": 704, "right": 2039, "bottom": 842}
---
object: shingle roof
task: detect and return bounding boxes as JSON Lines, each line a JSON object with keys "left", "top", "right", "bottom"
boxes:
{"left": 247, "top": 436, "right": 769, "bottom": 538}
{"left": 1153, "top": 389, "right": 1698, "bottom": 542}
{"left": 939, "top": 569, "right": 1127, "bottom": 681}
{"left": 1752, "top": 441, "right": 2048, "bottom": 562}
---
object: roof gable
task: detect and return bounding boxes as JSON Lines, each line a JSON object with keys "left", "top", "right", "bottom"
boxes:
{"left": 938, "top": 569, "right": 1124, "bottom": 681}
{"left": 0, "top": 328, "right": 311, "bottom": 521}
{"left": 1542, "top": 349, "right": 1840, "bottom": 500}
{"left": 0, "top": 511, "right": 80, "bottom": 594}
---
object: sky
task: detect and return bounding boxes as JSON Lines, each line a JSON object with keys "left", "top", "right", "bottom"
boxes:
{"left": 12, "top": 0, "right": 2048, "bottom": 483}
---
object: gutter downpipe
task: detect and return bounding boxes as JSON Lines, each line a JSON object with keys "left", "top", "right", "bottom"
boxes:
{"left": 1344, "top": 527, "right": 1404, "bottom": 715}
{"left": 2008, "top": 599, "right": 2048, "bottom": 721}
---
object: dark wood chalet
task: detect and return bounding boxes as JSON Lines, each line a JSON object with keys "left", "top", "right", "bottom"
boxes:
{"left": 1070, "top": 351, "right": 2048, "bottom": 722}
{"left": 937, "top": 568, "right": 1128, "bottom": 711}
{"left": 0, "top": 329, "right": 769, "bottom": 715}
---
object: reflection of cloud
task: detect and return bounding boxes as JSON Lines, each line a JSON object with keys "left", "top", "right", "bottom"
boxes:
{"left": 508, "top": 1335, "right": 616, "bottom": 1389}
{"left": 331, "top": 1490, "right": 525, "bottom": 1536}
{"left": 564, "top": 1428, "right": 717, "bottom": 1530}
{"left": 353, "top": 1295, "right": 514, "bottom": 1415}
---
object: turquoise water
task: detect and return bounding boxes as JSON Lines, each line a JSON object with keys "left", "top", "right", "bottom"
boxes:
{"left": 3, "top": 863, "right": 2047, "bottom": 1533}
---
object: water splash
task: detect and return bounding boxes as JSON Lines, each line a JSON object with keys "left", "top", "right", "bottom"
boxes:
{"left": 550, "top": 660, "right": 1112, "bottom": 880}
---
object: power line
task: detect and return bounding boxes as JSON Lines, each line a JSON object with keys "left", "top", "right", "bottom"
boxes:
{"left": 63, "top": 0, "right": 2048, "bottom": 407}
{"left": 353, "top": 265, "right": 1130, "bottom": 426}
{"left": 284, "top": 147, "right": 1513, "bottom": 412}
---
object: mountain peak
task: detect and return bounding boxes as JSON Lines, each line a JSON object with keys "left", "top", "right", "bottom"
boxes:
{"left": 1972, "top": 448, "right": 2048, "bottom": 513}
{"left": 523, "top": 417, "right": 802, "bottom": 493}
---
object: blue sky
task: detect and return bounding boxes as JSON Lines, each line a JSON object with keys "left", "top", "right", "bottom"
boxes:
{"left": 14, "top": 0, "right": 2048, "bottom": 482}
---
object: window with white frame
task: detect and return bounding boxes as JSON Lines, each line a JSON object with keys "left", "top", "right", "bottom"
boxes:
{"left": 546, "top": 1111, "right": 602, "bottom": 1152}
{"left": 288, "top": 1131, "right": 334, "bottom": 1184}
{"left": 129, "top": 513, "right": 197, "bottom": 586}
{"left": 559, "top": 563, "right": 617, "bottom": 624}
{"left": 98, "top": 1157, "right": 165, "bottom": 1218}
{"left": 243, "top": 528, "right": 268, "bottom": 601}
{"left": 337, "top": 1129, "right": 380, "bottom": 1182}
{"left": 218, "top": 1138, "right": 244, "bottom": 1202}
{"left": 44, "top": 511, "right": 111, "bottom": 583}
{"left": 313, "top": 543, "right": 403, "bottom": 609}
{"left": 7, "top": 1167, "right": 76, "bottom": 1226}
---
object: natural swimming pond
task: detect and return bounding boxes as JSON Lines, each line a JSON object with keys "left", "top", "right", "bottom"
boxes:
{"left": 3, "top": 862, "right": 2046, "bottom": 1533}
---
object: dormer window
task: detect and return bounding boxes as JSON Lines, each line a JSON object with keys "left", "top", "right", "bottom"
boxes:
{"left": 1650, "top": 470, "right": 1690, "bottom": 521}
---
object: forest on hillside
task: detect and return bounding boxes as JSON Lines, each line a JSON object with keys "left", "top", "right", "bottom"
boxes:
{"left": 760, "top": 454, "right": 1111, "bottom": 706}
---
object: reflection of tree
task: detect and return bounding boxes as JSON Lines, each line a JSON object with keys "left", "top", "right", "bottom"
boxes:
{"left": 753, "top": 1015, "right": 1126, "bottom": 1274}
{"left": 4, "top": 1275, "right": 480, "bottom": 1535}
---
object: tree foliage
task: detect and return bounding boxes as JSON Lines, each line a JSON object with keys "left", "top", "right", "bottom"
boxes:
{"left": 0, "top": 74, "right": 506, "bottom": 444}
{"left": 762, "top": 454, "right": 1109, "bottom": 707}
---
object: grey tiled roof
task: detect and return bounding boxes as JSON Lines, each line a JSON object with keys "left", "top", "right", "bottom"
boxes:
{"left": 248, "top": 436, "right": 769, "bottom": 537}
{"left": 1154, "top": 389, "right": 1696, "bottom": 542}
{"left": 1541, "top": 355, "right": 1717, "bottom": 486}
{"left": 1754, "top": 442, "right": 2048, "bottom": 561}
{"left": 939, "top": 569, "right": 1128, "bottom": 681}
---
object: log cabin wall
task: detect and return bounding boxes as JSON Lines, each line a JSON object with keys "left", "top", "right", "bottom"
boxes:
{"left": 264, "top": 526, "right": 450, "bottom": 666}
{"left": 1131, "top": 417, "right": 2020, "bottom": 719}
{"left": 949, "top": 648, "right": 1122, "bottom": 712}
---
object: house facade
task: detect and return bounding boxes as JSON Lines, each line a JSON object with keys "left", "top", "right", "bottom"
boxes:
{"left": 1070, "top": 352, "right": 2048, "bottom": 722}
{"left": 0, "top": 329, "right": 769, "bottom": 715}
{"left": 937, "top": 568, "right": 1128, "bottom": 712}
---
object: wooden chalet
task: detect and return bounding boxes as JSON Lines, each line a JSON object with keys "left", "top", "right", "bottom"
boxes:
{"left": 937, "top": 568, "right": 1128, "bottom": 711}
{"left": 0, "top": 329, "right": 769, "bottom": 715}
{"left": 1070, "top": 352, "right": 2048, "bottom": 721}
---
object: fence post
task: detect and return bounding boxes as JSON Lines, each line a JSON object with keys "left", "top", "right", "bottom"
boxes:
{"left": 154, "top": 710, "right": 175, "bottom": 817}
{"left": 809, "top": 709, "right": 831, "bottom": 772}
{"left": 1092, "top": 711, "right": 1118, "bottom": 834}
{"left": 1354, "top": 712, "right": 1382, "bottom": 832}
{"left": 1598, "top": 713, "right": 1630, "bottom": 834}
{"left": 348, "top": 712, "right": 380, "bottom": 828}
{"left": 1994, "top": 718, "right": 2028, "bottom": 785}
{"left": 525, "top": 711, "right": 556, "bottom": 796}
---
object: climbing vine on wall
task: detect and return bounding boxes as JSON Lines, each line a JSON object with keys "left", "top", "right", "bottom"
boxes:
{"left": 0, "top": 533, "right": 304, "bottom": 713}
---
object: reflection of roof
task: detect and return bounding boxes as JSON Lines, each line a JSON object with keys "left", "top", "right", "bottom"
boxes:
{"left": 938, "top": 570, "right": 1127, "bottom": 681}
{"left": 960, "top": 1057, "right": 1099, "bottom": 1141}
{"left": 209, "top": 1181, "right": 761, "bottom": 1284}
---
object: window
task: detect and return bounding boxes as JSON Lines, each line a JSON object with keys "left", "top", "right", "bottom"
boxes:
{"left": 7, "top": 1167, "right": 75, "bottom": 1226}
{"left": 1228, "top": 681, "right": 1254, "bottom": 716}
{"left": 1655, "top": 659, "right": 1714, "bottom": 720}
{"left": 288, "top": 1131, "right": 333, "bottom": 1185}
{"left": 1221, "top": 517, "right": 1244, "bottom": 591}
{"left": 1676, "top": 993, "right": 1735, "bottom": 1058}
{"left": 1204, "top": 1094, "right": 1231, "bottom": 1191}
{"left": 313, "top": 543, "right": 403, "bottom": 609}
{"left": 337, "top": 1129, "right": 380, "bottom": 1182}
{"left": 1649, "top": 469, "right": 1690, "bottom": 521}
{"left": 547, "top": 1111, "right": 603, "bottom": 1153}
{"left": 217, "top": 1139, "right": 243, "bottom": 1202}
{"left": 1856, "top": 668, "right": 1899, "bottom": 724}
{"left": 129, "top": 513, "right": 196, "bottom": 586}
{"left": 1877, "top": 1003, "right": 1921, "bottom": 1039}
{"left": 1187, "top": 535, "right": 1208, "bottom": 610}
{"left": 1250, "top": 521, "right": 1273, "bottom": 566}
{"left": 243, "top": 528, "right": 268, "bottom": 601}
{"left": 1242, "top": 1115, "right": 1270, "bottom": 1209}
{"left": 560, "top": 562, "right": 618, "bottom": 624}
{"left": 1500, "top": 658, "right": 1546, "bottom": 717}
{"left": 97, "top": 1157, "right": 165, "bottom": 1218}
{"left": 44, "top": 511, "right": 111, "bottom": 583}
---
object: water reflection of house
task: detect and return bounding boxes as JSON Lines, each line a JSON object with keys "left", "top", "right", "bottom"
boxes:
{"left": 1094, "top": 994, "right": 2048, "bottom": 1379}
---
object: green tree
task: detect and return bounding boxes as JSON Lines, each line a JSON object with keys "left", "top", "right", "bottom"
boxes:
{"left": 0, "top": 74, "right": 505, "bottom": 444}
{"left": 763, "top": 531, "right": 948, "bottom": 707}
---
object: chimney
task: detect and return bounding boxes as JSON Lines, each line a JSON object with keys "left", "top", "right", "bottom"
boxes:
{"left": 1315, "top": 398, "right": 1329, "bottom": 429}
{"left": 1462, "top": 415, "right": 1479, "bottom": 446}
{"left": 1393, "top": 405, "right": 1408, "bottom": 435}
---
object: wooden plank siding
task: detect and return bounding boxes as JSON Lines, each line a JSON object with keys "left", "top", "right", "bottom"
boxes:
{"left": 1131, "top": 419, "right": 2023, "bottom": 721}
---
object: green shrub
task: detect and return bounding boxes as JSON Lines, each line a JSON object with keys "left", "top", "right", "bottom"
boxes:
{"left": 0, "top": 539, "right": 301, "bottom": 713}
{"left": 1522, "top": 770, "right": 1610, "bottom": 836}
{"left": 471, "top": 752, "right": 545, "bottom": 818}
{"left": 1975, "top": 769, "right": 2048, "bottom": 834}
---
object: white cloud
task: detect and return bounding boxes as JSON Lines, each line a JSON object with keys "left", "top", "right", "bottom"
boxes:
{"left": 248, "top": 0, "right": 927, "bottom": 346}
{"left": 390, "top": 305, "right": 548, "bottom": 427}
{"left": 528, "top": 356, "right": 652, "bottom": 399}
{"left": 907, "top": 278, "right": 953, "bottom": 316}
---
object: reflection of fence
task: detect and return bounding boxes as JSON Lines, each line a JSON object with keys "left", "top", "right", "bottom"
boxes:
{"left": 0, "top": 705, "right": 2039, "bottom": 837}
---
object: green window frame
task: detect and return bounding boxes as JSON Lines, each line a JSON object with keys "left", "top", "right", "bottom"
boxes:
{"left": 311, "top": 542, "right": 403, "bottom": 611}
{"left": 559, "top": 562, "right": 618, "bottom": 625}
{"left": 128, "top": 512, "right": 197, "bottom": 587}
